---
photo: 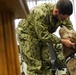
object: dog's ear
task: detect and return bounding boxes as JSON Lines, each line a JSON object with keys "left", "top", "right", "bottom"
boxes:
{"left": 59, "top": 26, "right": 69, "bottom": 33}
{"left": 59, "top": 26, "right": 70, "bottom": 38}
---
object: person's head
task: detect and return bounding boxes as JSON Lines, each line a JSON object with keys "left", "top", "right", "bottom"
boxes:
{"left": 53, "top": 0, "right": 73, "bottom": 21}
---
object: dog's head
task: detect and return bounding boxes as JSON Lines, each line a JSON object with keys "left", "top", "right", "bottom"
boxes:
{"left": 59, "top": 26, "right": 76, "bottom": 42}
{"left": 59, "top": 26, "right": 71, "bottom": 39}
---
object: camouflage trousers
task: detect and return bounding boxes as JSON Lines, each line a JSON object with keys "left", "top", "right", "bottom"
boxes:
{"left": 66, "top": 58, "right": 76, "bottom": 75}
{"left": 27, "top": 69, "right": 52, "bottom": 75}
{"left": 27, "top": 69, "right": 69, "bottom": 75}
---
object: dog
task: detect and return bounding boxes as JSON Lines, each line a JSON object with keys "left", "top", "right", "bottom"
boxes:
{"left": 59, "top": 25, "right": 76, "bottom": 59}
{"left": 59, "top": 26, "right": 76, "bottom": 43}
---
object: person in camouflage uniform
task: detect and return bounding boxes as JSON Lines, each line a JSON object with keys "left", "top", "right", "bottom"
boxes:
{"left": 16, "top": 0, "right": 74, "bottom": 75}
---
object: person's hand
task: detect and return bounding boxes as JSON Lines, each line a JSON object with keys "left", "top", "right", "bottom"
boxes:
{"left": 61, "top": 38, "right": 75, "bottom": 47}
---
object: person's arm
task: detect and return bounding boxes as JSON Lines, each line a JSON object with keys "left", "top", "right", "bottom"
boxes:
{"left": 32, "top": 9, "right": 60, "bottom": 44}
{"left": 63, "top": 18, "right": 73, "bottom": 30}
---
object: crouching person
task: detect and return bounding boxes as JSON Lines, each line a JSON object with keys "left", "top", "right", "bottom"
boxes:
{"left": 16, "top": 0, "right": 74, "bottom": 75}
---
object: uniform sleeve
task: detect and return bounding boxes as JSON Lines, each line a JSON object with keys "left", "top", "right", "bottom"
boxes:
{"left": 32, "top": 8, "right": 61, "bottom": 44}
{"left": 63, "top": 18, "right": 73, "bottom": 30}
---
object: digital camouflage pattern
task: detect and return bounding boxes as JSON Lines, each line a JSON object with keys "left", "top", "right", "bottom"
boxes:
{"left": 53, "top": 43, "right": 66, "bottom": 67}
{"left": 16, "top": 3, "right": 73, "bottom": 75}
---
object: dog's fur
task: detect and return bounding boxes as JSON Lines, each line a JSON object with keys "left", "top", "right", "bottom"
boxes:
{"left": 59, "top": 26, "right": 76, "bottom": 43}
{"left": 59, "top": 26, "right": 76, "bottom": 58}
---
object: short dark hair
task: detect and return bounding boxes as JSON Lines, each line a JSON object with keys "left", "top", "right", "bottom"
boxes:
{"left": 56, "top": 0, "right": 73, "bottom": 15}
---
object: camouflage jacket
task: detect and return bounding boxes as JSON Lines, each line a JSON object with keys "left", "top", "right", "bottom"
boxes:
{"left": 16, "top": 3, "right": 73, "bottom": 74}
